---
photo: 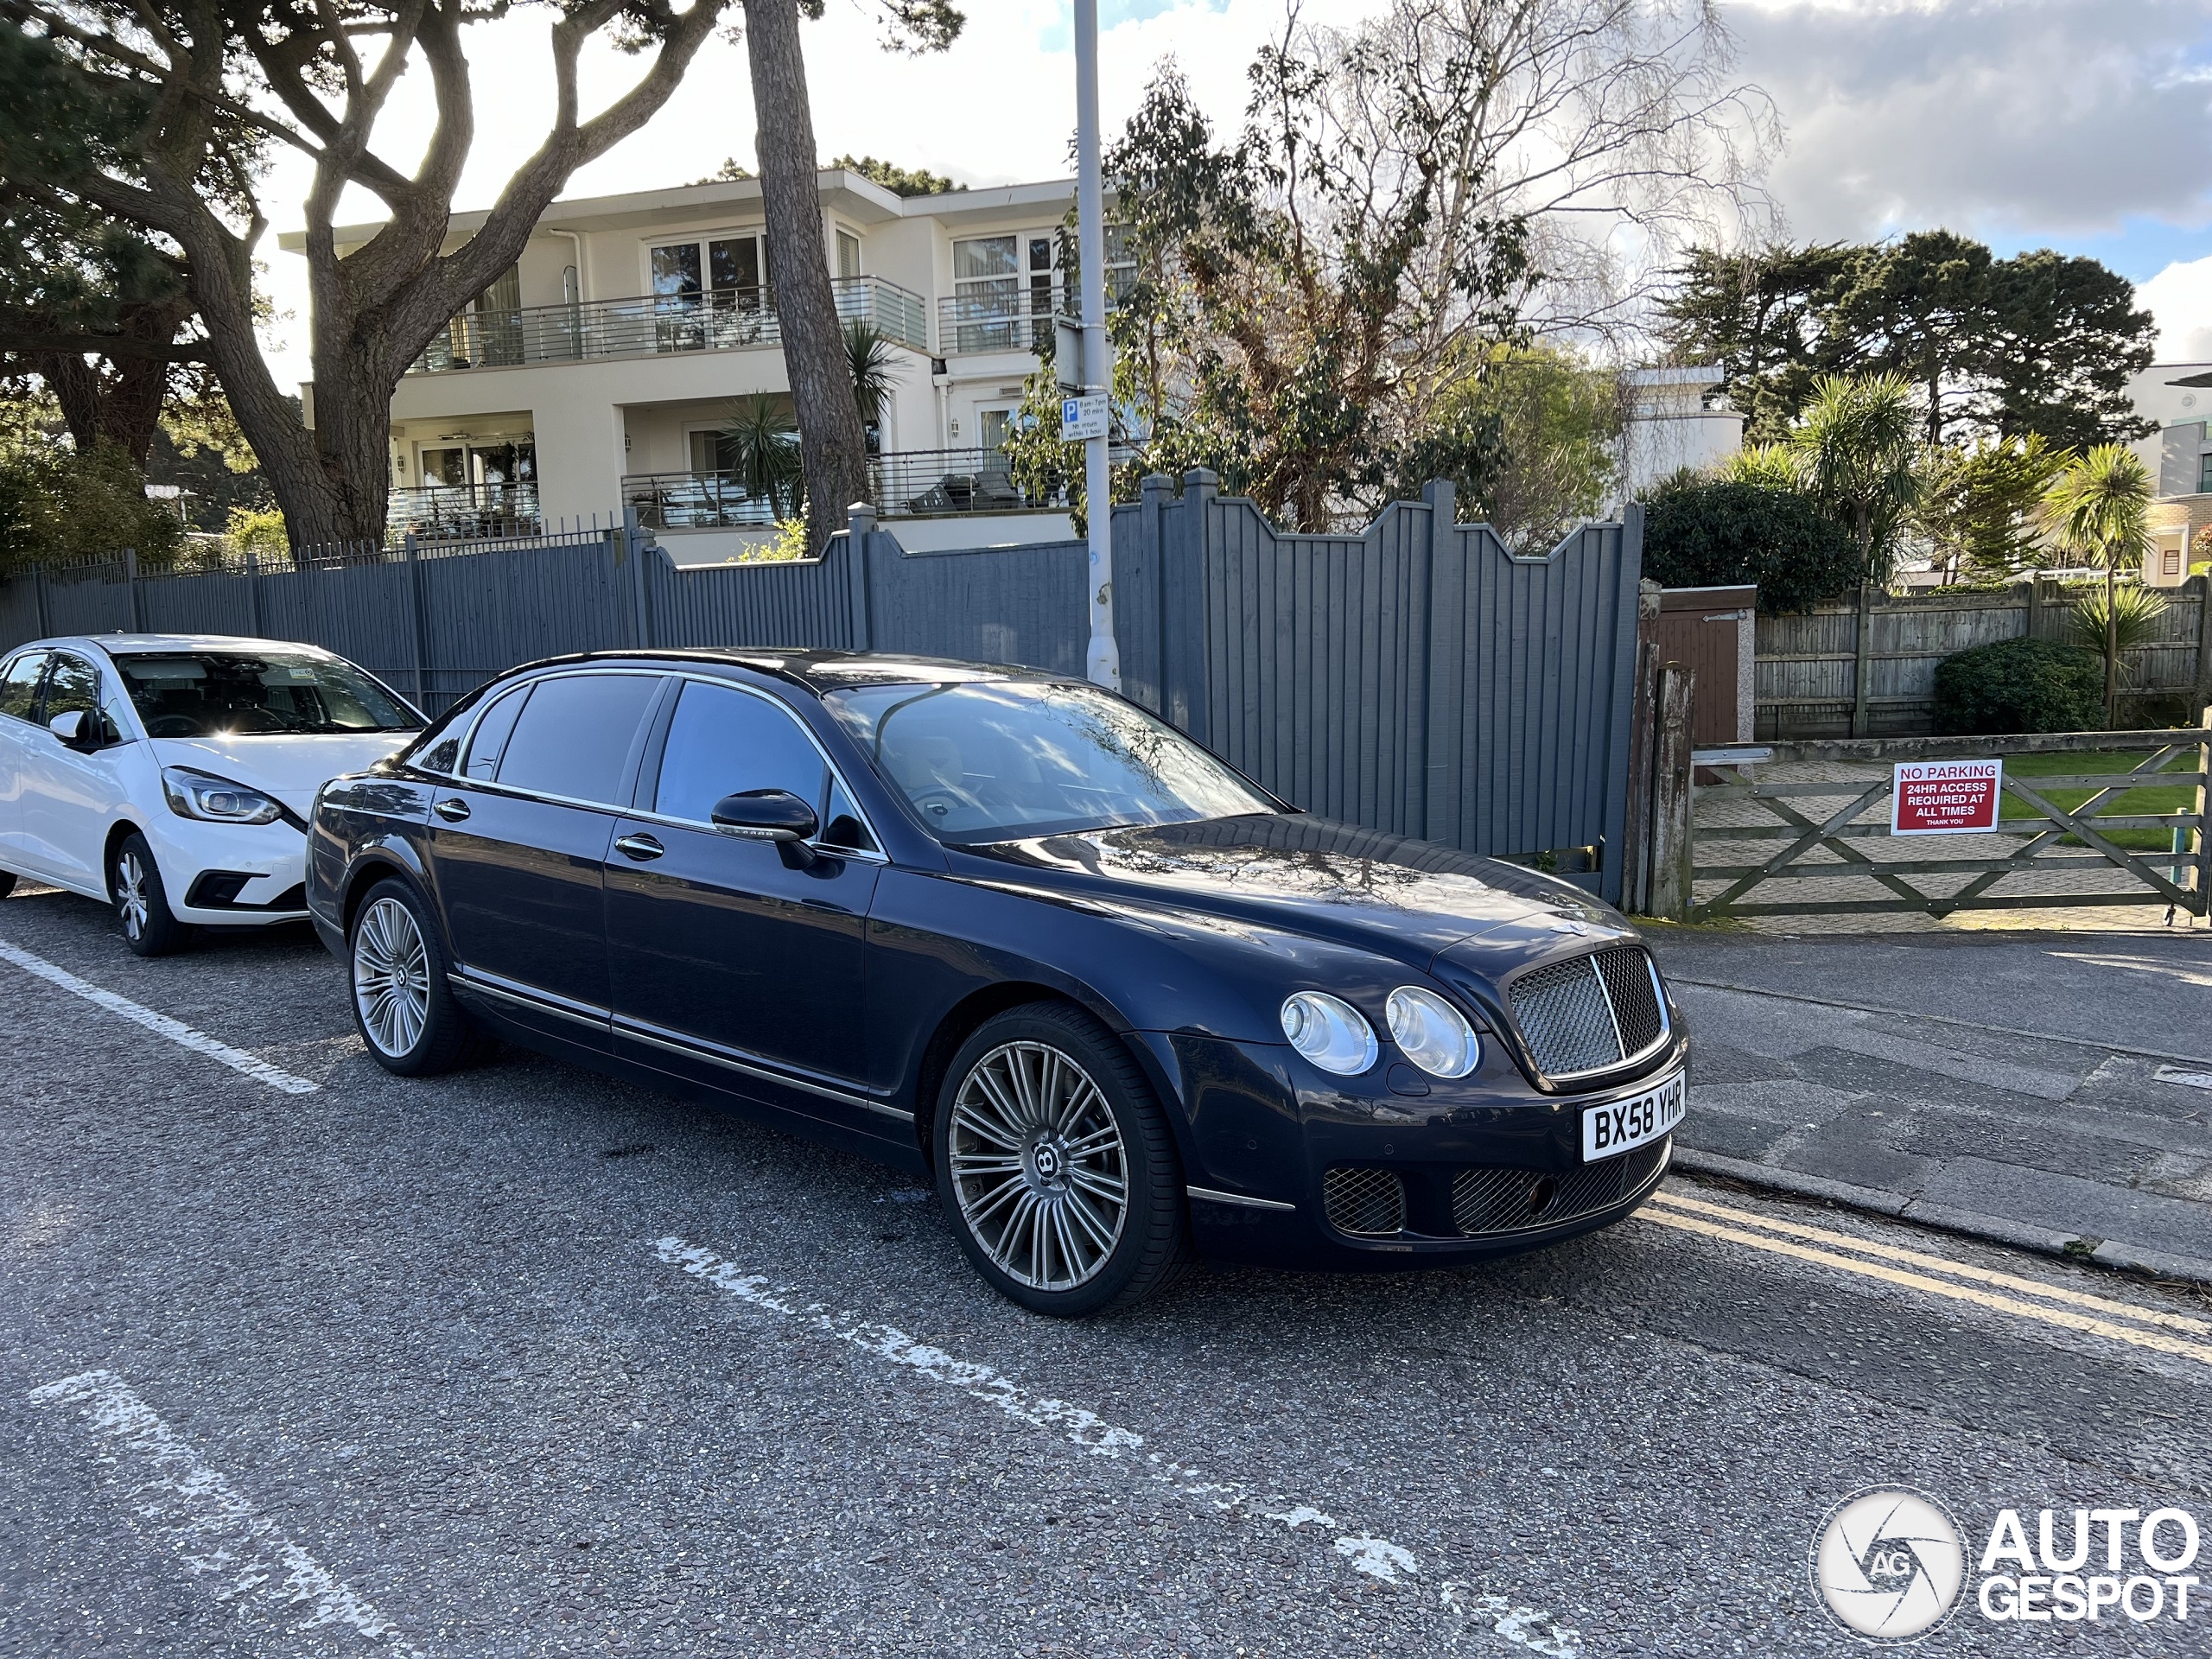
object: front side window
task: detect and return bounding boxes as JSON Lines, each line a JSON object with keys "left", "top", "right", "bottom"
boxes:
{"left": 823, "top": 679, "right": 1277, "bottom": 844}
{"left": 40, "top": 652, "right": 121, "bottom": 742}
{"left": 655, "top": 681, "right": 827, "bottom": 824}
{"left": 0, "top": 651, "right": 49, "bottom": 721}
{"left": 495, "top": 674, "right": 662, "bottom": 805}
{"left": 111, "top": 651, "right": 420, "bottom": 739}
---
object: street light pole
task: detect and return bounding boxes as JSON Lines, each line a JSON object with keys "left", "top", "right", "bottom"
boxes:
{"left": 1074, "top": 0, "right": 1119, "bottom": 690}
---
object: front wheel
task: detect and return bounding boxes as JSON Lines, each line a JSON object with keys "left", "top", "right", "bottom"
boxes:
{"left": 348, "top": 879, "right": 480, "bottom": 1076}
{"left": 111, "top": 832, "right": 191, "bottom": 957}
{"left": 934, "top": 1003, "right": 1189, "bottom": 1318}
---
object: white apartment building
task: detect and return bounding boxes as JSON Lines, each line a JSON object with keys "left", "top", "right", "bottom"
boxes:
{"left": 2123, "top": 361, "right": 2212, "bottom": 585}
{"left": 282, "top": 169, "right": 1101, "bottom": 560}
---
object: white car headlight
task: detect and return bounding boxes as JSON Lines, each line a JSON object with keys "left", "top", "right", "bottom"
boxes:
{"left": 1280, "top": 991, "right": 1377, "bottom": 1076}
{"left": 1386, "top": 986, "right": 1481, "bottom": 1078}
{"left": 162, "top": 766, "right": 283, "bottom": 825}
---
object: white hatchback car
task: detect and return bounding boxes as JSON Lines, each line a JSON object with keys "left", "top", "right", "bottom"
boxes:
{"left": 0, "top": 634, "right": 423, "bottom": 954}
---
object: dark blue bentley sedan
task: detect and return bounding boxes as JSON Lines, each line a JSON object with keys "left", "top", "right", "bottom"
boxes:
{"left": 307, "top": 651, "right": 1688, "bottom": 1316}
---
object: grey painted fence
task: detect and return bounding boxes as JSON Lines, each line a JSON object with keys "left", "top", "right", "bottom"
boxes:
{"left": 0, "top": 474, "right": 1645, "bottom": 901}
{"left": 1757, "top": 576, "right": 2212, "bottom": 739}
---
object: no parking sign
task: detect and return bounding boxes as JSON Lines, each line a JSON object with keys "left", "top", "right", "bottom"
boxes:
{"left": 1891, "top": 760, "right": 2003, "bottom": 835}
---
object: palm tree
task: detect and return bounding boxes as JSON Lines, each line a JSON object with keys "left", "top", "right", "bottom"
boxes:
{"left": 1787, "top": 372, "right": 1922, "bottom": 584}
{"left": 2043, "top": 443, "right": 2153, "bottom": 726}
{"left": 844, "top": 321, "right": 903, "bottom": 437}
{"left": 719, "top": 395, "right": 802, "bottom": 520}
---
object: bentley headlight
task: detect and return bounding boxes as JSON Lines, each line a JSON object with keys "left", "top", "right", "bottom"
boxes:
{"left": 162, "top": 766, "right": 283, "bottom": 825}
{"left": 1386, "top": 986, "right": 1481, "bottom": 1078}
{"left": 1280, "top": 991, "right": 1377, "bottom": 1076}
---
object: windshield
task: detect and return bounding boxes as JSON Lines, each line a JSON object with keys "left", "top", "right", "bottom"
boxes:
{"left": 113, "top": 651, "right": 422, "bottom": 738}
{"left": 824, "top": 679, "right": 1278, "bottom": 844}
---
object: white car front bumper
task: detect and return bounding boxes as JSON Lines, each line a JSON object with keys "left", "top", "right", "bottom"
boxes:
{"left": 141, "top": 810, "right": 312, "bottom": 926}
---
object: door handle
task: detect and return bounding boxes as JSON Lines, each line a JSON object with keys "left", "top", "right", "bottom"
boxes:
{"left": 433, "top": 798, "right": 472, "bottom": 823}
{"left": 614, "top": 833, "right": 664, "bottom": 861}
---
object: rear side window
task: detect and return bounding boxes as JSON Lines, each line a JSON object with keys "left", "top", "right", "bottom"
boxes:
{"left": 497, "top": 674, "right": 662, "bottom": 805}
{"left": 653, "top": 681, "right": 827, "bottom": 824}
{"left": 0, "top": 652, "right": 48, "bottom": 721}
{"left": 463, "top": 686, "right": 531, "bottom": 780}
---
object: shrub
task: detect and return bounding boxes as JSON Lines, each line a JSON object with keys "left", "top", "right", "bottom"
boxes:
{"left": 1932, "top": 636, "right": 2105, "bottom": 735}
{"left": 224, "top": 506, "right": 289, "bottom": 563}
{"left": 1638, "top": 476, "right": 1863, "bottom": 613}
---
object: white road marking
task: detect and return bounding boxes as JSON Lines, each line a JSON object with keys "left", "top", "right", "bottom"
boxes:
{"left": 656, "top": 1236, "right": 1584, "bottom": 1657}
{"left": 29, "top": 1370, "right": 419, "bottom": 1653}
{"left": 0, "top": 937, "right": 318, "bottom": 1095}
{"left": 2155, "top": 1065, "right": 2212, "bottom": 1091}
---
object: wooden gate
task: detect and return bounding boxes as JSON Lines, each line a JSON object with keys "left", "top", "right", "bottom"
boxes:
{"left": 1685, "top": 722, "right": 2210, "bottom": 921}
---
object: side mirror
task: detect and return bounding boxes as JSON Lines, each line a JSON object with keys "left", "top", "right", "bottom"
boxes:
{"left": 48, "top": 709, "right": 93, "bottom": 750}
{"left": 709, "top": 789, "right": 819, "bottom": 843}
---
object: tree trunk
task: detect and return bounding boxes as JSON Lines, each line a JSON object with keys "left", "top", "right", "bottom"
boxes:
{"left": 35, "top": 298, "right": 196, "bottom": 467}
{"left": 2104, "top": 562, "right": 2119, "bottom": 728}
{"left": 744, "top": 0, "right": 870, "bottom": 552}
{"left": 1857, "top": 503, "right": 1873, "bottom": 584}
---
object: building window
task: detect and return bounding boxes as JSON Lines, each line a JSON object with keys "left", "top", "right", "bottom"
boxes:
{"left": 2197, "top": 451, "right": 2212, "bottom": 494}
{"left": 651, "top": 236, "right": 768, "bottom": 307}
{"left": 688, "top": 429, "right": 741, "bottom": 474}
{"left": 836, "top": 229, "right": 861, "bottom": 281}
{"left": 953, "top": 235, "right": 1021, "bottom": 351}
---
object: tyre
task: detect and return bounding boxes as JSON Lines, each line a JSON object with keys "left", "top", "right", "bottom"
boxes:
{"left": 347, "top": 878, "right": 480, "bottom": 1076}
{"left": 933, "top": 1002, "right": 1189, "bottom": 1317}
{"left": 111, "top": 832, "right": 192, "bottom": 957}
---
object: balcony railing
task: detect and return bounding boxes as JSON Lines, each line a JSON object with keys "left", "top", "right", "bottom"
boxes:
{"left": 622, "top": 471, "right": 784, "bottom": 531}
{"left": 871, "top": 448, "right": 1045, "bottom": 516}
{"left": 410, "top": 276, "right": 931, "bottom": 374}
{"left": 934, "top": 270, "right": 1140, "bottom": 357}
{"left": 387, "top": 481, "right": 542, "bottom": 539}
{"left": 624, "top": 450, "right": 1058, "bottom": 531}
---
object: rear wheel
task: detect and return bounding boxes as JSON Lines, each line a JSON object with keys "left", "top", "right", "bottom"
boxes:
{"left": 111, "top": 832, "right": 191, "bottom": 957}
{"left": 348, "top": 878, "right": 479, "bottom": 1076}
{"left": 934, "top": 1003, "right": 1188, "bottom": 1317}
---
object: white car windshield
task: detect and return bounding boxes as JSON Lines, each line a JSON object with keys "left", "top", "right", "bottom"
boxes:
{"left": 113, "top": 651, "right": 421, "bottom": 738}
{"left": 824, "top": 679, "right": 1278, "bottom": 844}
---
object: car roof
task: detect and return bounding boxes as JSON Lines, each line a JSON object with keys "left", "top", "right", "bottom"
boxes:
{"left": 27, "top": 634, "right": 340, "bottom": 657}
{"left": 531, "top": 649, "right": 1069, "bottom": 697}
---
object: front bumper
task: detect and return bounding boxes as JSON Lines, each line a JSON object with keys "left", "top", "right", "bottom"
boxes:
{"left": 143, "top": 814, "right": 310, "bottom": 926}
{"left": 1141, "top": 1028, "right": 1689, "bottom": 1272}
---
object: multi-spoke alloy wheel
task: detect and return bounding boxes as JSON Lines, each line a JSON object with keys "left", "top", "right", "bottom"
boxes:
{"left": 111, "top": 831, "right": 188, "bottom": 957}
{"left": 353, "top": 895, "right": 431, "bottom": 1059}
{"left": 934, "top": 1005, "right": 1189, "bottom": 1317}
{"left": 115, "top": 849, "right": 150, "bottom": 943}
{"left": 346, "top": 878, "right": 479, "bottom": 1077}
{"left": 949, "top": 1040, "right": 1129, "bottom": 1292}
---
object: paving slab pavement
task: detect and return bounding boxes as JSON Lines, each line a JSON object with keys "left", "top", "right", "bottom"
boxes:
{"left": 1645, "top": 926, "right": 2212, "bottom": 1283}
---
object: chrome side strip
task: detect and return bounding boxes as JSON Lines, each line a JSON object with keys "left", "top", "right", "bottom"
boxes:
{"left": 1186, "top": 1184, "right": 1297, "bottom": 1213}
{"left": 452, "top": 966, "right": 610, "bottom": 1031}
{"left": 613, "top": 1014, "right": 913, "bottom": 1122}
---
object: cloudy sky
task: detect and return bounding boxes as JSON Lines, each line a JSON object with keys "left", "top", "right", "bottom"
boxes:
{"left": 255, "top": 0, "right": 2212, "bottom": 387}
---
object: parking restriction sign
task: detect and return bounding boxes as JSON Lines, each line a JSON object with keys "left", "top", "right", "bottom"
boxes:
{"left": 1891, "top": 760, "right": 2003, "bottom": 835}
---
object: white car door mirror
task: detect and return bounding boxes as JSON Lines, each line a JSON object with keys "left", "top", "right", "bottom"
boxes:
{"left": 47, "top": 709, "right": 93, "bottom": 750}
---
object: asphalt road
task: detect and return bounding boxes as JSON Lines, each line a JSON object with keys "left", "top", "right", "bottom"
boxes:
{"left": 3, "top": 880, "right": 2209, "bottom": 1658}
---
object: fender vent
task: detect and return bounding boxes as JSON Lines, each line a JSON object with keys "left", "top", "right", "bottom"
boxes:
{"left": 1322, "top": 1167, "right": 1406, "bottom": 1236}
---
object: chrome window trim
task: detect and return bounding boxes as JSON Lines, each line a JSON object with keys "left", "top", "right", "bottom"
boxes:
{"left": 430, "top": 666, "right": 888, "bottom": 861}
{"left": 1186, "top": 1184, "right": 1297, "bottom": 1212}
{"left": 613, "top": 1010, "right": 911, "bottom": 1121}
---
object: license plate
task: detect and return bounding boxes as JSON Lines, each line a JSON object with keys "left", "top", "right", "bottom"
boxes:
{"left": 1581, "top": 1066, "right": 1687, "bottom": 1162}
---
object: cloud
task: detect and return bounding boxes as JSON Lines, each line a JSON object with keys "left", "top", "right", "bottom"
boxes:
{"left": 1733, "top": 0, "right": 2212, "bottom": 243}
{"left": 2137, "top": 255, "right": 2212, "bottom": 360}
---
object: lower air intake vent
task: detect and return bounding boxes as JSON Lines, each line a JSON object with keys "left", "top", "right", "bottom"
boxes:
{"left": 1323, "top": 1167, "right": 1406, "bottom": 1236}
{"left": 1451, "top": 1139, "right": 1669, "bottom": 1237}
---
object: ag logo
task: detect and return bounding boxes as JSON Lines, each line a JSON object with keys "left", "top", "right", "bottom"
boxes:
{"left": 1811, "top": 1487, "right": 1966, "bottom": 1642}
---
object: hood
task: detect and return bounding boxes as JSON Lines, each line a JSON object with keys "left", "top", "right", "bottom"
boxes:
{"left": 150, "top": 732, "right": 412, "bottom": 816}
{"left": 954, "top": 813, "right": 1629, "bottom": 969}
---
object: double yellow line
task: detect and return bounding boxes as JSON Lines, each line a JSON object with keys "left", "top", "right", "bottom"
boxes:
{"left": 1640, "top": 1189, "right": 2212, "bottom": 1366}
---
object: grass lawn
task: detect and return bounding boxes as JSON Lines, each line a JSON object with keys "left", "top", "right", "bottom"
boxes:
{"left": 1996, "top": 748, "right": 2204, "bottom": 850}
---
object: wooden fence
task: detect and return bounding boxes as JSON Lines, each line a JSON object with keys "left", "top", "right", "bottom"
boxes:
{"left": 1756, "top": 576, "right": 2212, "bottom": 739}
